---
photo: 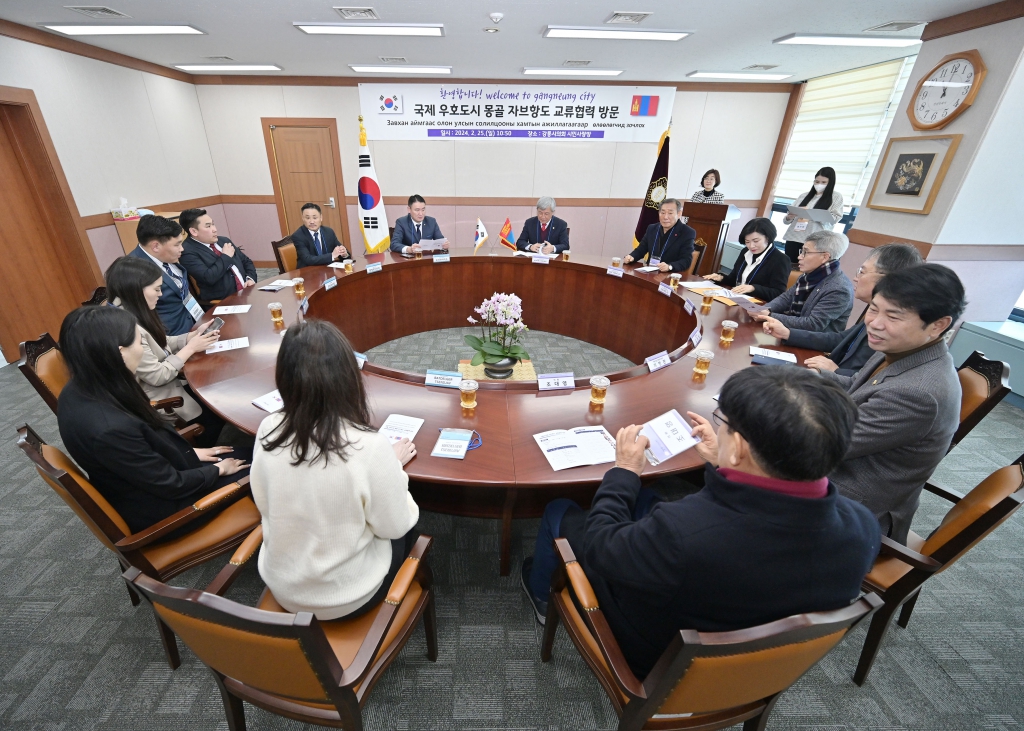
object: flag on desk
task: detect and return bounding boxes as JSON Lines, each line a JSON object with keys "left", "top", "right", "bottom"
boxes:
{"left": 498, "top": 218, "right": 517, "bottom": 251}
{"left": 633, "top": 126, "right": 670, "bottom": 251}
{"left": 356, "top": 116, "right": 390, "bottom": 254}
{"left": 473, "top": 219, "right": 489, "bottom": 253}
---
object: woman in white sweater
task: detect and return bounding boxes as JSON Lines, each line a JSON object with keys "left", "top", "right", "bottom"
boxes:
{"left": 251, "top": 319, "right": 420, "bottom": 620}
{"left": 780, "top": 166, "right": 844, "bottom": 262}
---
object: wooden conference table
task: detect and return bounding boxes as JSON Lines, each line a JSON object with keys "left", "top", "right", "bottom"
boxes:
{"left": 184, "top": 248, "right": 820, "bottom": 574}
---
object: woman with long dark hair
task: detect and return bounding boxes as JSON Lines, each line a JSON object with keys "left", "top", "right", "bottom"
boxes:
{"left": 780, "top": 166, "right": 844, "bottom": 262}
{"left": 250, "top": 319, "right": 419, "bottom": 620}
{"left": 56, "top": 306, "right": 248, "bottom": 533}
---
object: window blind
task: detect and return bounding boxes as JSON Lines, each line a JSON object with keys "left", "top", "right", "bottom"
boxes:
{"left": 776, "top": 55, "right": 917, "bottom": 209}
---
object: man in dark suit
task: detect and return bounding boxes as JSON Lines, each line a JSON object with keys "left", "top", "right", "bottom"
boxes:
{"left": 390, "top": 194, "right": 447, "bottom": 254}
{"left": 624, "top": 198, "right": 696, "bottom": 273}
{"left": 179, "top": 208, "right": 258, "bottom": 305}
{"left": 517, "top": 196, "right": 570, "bottom": 255}
{"left": 291, "top": 202, "right": 352, "bottom": 267}
{"left": 128, "top": 215, "right": 200, "bottom": 336}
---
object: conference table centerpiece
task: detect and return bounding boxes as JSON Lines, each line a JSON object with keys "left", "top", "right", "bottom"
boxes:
{"left": 465, "top": 292, "right": 530, "bottom": 379}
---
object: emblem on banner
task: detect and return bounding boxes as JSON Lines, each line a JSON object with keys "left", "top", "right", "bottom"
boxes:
{"left": 645, "top": 177, "right": 668, "bottom": 209}
{"left": 378, "top": 94, "right": 403, "bottom": 113}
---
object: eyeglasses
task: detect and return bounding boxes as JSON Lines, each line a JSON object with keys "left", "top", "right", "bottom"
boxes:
{"left": 711, "top": 409, "right": 729, "bottom": 428}
{"left": 857, "top": 265, "right": 877, "bottom": 276}
{"left": 798, "top": 248, "right": 825, "bottom": 257}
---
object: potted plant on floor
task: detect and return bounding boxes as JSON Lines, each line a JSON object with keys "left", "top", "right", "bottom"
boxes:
{"left": 465, "top": 292, "right": 530, "bottom": 379}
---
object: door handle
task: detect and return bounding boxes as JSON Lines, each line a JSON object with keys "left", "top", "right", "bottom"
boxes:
{"left": 327, "top": 197, "right": 336, "bottom": 208}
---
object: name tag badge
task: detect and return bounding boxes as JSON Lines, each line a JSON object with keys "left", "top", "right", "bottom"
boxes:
{"left": 684, "top": 299, "right": 695, "bottom": 315}
{"left": 366, "top": 262, "right": 383, "bottom": 274}
{"left": 658, "top": 282, "right": 672, "bottom": 297}
{"left": 532, "top": 255, "right": 550, "bottom": 265}
{"left": 425, "top": 369, "right": 462, "bottom": 389}
{"left": 646, "top": 351, "right": 672, "bottom": 373}
{"left": 794, "top": 219, "right": 808, "bottom": 232}
{"left": 324, "top": 276, "right": 337, "bottom": 291}
{"left": 354, "top": 351, "right": 367, "bottom": 370}
{"left": 606, "top": 267, "right": 624, "bottom": 278}
{"left": 300, "top": 297, "right": 309, "bottom": 314}
{"left": 689, "top": 327, "right": 702, "bottom": 348}
{"left": 434, "top": 253, "right": 451, "bottom": 263}
{"left": 184, "top": 295, "right": 204, "bottom": 322}
{"left": 649, "top": 257, "right": 661, "bottom": 267}
{"left": 537, "top": 372, "right": 575, "bottom": 391}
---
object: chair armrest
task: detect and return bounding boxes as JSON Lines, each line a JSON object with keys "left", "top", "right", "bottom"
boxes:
{"left": 194, "top": 477, "right": 251, "bottom": 511}
{"left": 152, "top": 397, "right": 184, "bottom": 411}
{"left": 206, "top": 524, "right": 263, "bottom": 596}
{"left": 923, "top": 482, "right": 964, "bottom": 504}
{"left": 176, "top": 423, "right": 205, "bottom": 444}
{"left": 878, "top": 536, "right": 941, "bottom": 572}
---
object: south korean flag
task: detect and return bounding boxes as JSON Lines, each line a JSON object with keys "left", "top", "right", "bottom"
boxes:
{"left": 378, "top": 94, "right": 402, "bottom": 114}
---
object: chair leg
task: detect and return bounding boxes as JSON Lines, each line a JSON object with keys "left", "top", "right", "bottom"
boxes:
{"left": 853, "top": 599, "right": 900, "bottom": 686}
{"left": 540, "top": 597, "right": 560, "bottom": 662}
{"left": 743, "top": 693, "right": 781, "bottom": 731}
{"left": 153, "top": 613, "right": 181, "bottom": 670}
{"left": 125, "top": 577, "right": 141, "bottom": 607}
{"left": 214, "top": 674, "right": 247, "bottom": 731}
{"left": 897, "top": 591, "right": 921, "bottom": 629}
{"left": 423, "top": 591, "right": 438, "bottom": 662}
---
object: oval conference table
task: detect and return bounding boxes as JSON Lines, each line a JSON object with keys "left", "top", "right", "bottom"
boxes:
{"left": 184, "top": 248, "right": 821, "bottom": 574}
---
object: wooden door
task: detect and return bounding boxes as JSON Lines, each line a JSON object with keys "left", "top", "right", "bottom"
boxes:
{"left": 267, "top": 123, "right": 347, "bottom": 247}
{"left": 0, "top": 101, "right": 98, "bottom": 361}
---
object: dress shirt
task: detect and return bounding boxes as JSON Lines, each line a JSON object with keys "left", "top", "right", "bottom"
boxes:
{"left": 200, "top": 241, "right": 245, "bottom": 291}
{"left": 140, "top": 248, "right": 184, "bottom": 283}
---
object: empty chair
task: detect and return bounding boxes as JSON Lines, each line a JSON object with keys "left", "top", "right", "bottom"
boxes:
{"left": 272, "top": 235, "right": 297, "bottom": 274}
{"left": 952, "top": 351, "right": 1010, "bottom": 450}
{"left": 686, "top": 238, "right": 707, "bottom": 275}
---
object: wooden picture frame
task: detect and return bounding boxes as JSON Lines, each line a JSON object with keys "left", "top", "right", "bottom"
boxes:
{"left": 866, "top": 134, "right": 962, "bottom": 215}
{"left": 906, "top": 49, "right": 986, "bottom": 131}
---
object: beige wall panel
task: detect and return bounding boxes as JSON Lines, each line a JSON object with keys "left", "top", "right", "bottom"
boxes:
{"left": 371, "top": 140, "right": 457, "bottom": 197}
{"left": 453, "top": 140, "right": 536, "bottom": 196}
{"left": 531, "top": 141, "right": 617, "bottom": 198}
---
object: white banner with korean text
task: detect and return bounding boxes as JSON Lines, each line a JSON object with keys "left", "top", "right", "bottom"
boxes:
{"left": 358, "top": 84, "right": 674, "bottom": 142}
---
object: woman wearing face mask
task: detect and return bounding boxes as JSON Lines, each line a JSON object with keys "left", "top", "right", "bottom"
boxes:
{"left": 780, "top": 167, "right": 844, "bottom": 263}
{"left": 703, "top": 217, "right": 790, "bottom": 301}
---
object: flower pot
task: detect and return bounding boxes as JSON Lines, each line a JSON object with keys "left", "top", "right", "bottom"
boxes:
{"left": 483, "top": 357, "right": 518, "bottom": 379}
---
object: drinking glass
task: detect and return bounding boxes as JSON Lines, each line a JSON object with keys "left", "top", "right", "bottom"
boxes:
{"left": 562, "top": 250, "right": 570, "bottom": 262}
{"left": 292, "top": 278, "right": 305, "bottom": 297}
{"left": 669, "top": 273, "right": 682, "bottom": 290}
{"left": 268, "top": 302, "right": 284, "bottom": 324}
{"left": 459, "top": 379, "right": 479, "bottom": 409}
{"left": 589, "top": 376, "right": 610, "bottom": 405}
{"left": 692, "top": 349, "right": 714, "bottom": 381}
{"left": 344, "top": 260, "right": 354, "bottom": 273}
{"left": 721, "top": 320, "right": 738, "bottom": 344}
{"left": 414, "top": 249, "right": 423, "bottom": 260}
{"left": 611, "top": 257, "right": 622, "bottom": 268}
{"left": 701, "top": 292, "right": 715, "bottom": 307}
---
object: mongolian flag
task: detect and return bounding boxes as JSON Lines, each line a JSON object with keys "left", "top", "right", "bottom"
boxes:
{"left": 633, "top": 127, "right": 670, "bottom": 250}
{"left": 498, "top": 218, "right": 517, "bottom": 251}
{"left": 473, "top": 218, "right": 489, "bottom": 253}
{"left": 356, "top": 116, "right": 390, "bottom": 254}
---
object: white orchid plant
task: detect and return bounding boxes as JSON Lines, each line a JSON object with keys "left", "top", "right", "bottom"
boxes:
{"left": 465, "top": 292, "right": 530, "bottom": 366}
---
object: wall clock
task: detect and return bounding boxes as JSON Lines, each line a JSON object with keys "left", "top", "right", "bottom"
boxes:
{"left": 907, "top": 49, "right": 986, "bottom": 131}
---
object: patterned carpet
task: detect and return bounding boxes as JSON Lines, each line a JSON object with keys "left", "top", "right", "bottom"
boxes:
{"left": 3, "top": 330, "right": 1024, "bottom": 729}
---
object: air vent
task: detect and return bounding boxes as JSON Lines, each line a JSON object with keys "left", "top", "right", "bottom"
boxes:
{"left": 204, "top": 55, "right": 235, "bottom": 61}
{"left": 379, "top": 56, "right": 407, "bottom": 64}
{"left": 743, "top": 64, "right": 778, "bottom": 71}
{"left": 864, "top": 21, "right": 923, "bottom": 32}
{"left": 335, "top": 6, "right": 380, "bottom": 20}
{"left": 563, "top": 60, "right": 592, "bottom": 67}
{"left": 64, "top": 6, "right": 131, "bottom": 19}
{"left": 605, "top": 11, "right": 651, "bottom": 24}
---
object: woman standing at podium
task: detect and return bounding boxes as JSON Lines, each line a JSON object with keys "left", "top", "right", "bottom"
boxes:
{"left": 690, "top": 169, "right": 725, "bottom": 204}
{"left": 780, "top": 166, "right": 844, "bottom": 262}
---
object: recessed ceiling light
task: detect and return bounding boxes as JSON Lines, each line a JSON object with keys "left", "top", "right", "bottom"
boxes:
{"left": 176, "top": 64, "right": 282, "bottom": 72}
{"left": 44, "top": 24, "right": 203, "bottom": 35}
{"left": 774, "top": 33, "right": 921, "bottom": 47}
{"left": 295, "top": 23, "right": 443, "bottom": 36}
{"left": 544, "top": 26, "right": 688, "bottom": 41}
{"left": 523, "top": 67, "right": 624, "bottom": 76}
{"left": 688, "top": 71, "right": 793, "bottom": 81}
{"left": 350, "top": 65, "right": 451, "bottom": 74}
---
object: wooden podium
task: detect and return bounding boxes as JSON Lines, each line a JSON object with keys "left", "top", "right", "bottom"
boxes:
{"left": 681, "top": 201, "right": 740, "bottom": 276}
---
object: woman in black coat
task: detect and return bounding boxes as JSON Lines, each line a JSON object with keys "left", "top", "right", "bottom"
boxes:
{"left": 56, "top": 306, "right": 249, "bottom": 533}
{"left": 704, "top": 217, "right": 791, "bottom": 302}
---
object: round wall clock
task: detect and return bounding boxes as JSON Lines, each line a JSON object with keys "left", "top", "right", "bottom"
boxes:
{"left": 907, "top": 49, "right": 986, "bottom": 131}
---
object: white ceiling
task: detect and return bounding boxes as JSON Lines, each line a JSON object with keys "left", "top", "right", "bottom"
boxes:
{"left": 0, "top": 0, "right": 995, "bottom": 82}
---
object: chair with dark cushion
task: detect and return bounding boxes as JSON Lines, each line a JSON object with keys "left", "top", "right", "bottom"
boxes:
{"left": 952, "top": 351, "right": 1010, "bottom": 450}
{"left": 687, "top": 238, "right": 708, "bottom": 276}
{"left": 853, "top": 451, "right": 1024, "bottom": 685}
{"left": 272, "top": 236, "right": 297, "bottom": 274}
{"left": 124, "top": 531, "right": 438, "bottom": 729}
{"left": 541, "top": 538, "right": 881, "bottom": 731}
{"left": 82, "top": 287, "right": 108, "bottom": 306}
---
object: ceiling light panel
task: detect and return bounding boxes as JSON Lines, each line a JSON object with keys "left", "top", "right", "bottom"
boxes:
{"left": 544, "top": 26, "right": 688, "bottom": 41}
{"left": 774, "top": 33, "right": 920, "bottom": 47}
{"left": 688, "top": 71, "right": 793, "bottom": 81}
{"left": 295, "top": 23, "right": 444, "bottom": 36}
{"left": 523, "top": 67, "right": 624, "bottom": 76}
{"left": 176, "top": 64, "right": 282, "bottom": 71}
{"left": 44, "top": 24, "right": 204, "bottom": 35}
{"left": 350, "top": 65, "right": 451, "bottom": 74}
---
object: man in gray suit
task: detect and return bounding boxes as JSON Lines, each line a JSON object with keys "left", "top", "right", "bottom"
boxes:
{"left": 816, "top": 264, "right": 966, "bottom": 544}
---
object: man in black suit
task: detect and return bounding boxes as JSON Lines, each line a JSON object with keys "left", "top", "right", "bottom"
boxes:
{"left": 292, "top": 202, "right": 352, "bottom": 267}
{"left": 179, "top": 208, "right": 258, "bottom": 305}
{"left": 127, "top": 215, "right": 201, "bottom": 336}
{"left": 390, "top": 194, "right": 448, "bottom": 254}
{"left": 517, "top": 196, "right": 570, "bottom": 255}
{"left": 624, "top": 198, "right": 696, "bottom": 273}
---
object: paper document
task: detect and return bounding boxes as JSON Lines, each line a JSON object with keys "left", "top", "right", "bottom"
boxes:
{"left": 640, "top": 409, "right": 698, "bottom": 466}
{"left": 682, "top": 280, "right": 721, "bottom": 291}
{"left": 378, "top": 414, "right": 425, "bottom": 444}
{"left": 749, "top": 346, "right": 797, "bottom": 363}
{"left": 259, "top": 283, "right": 287, "bottom": 292}
{"left": 205, "top": 337, "right": 249, "bottom": 354}
{"left": 513, "top": 250, "right": 559, "bottom": 258}
{"left": 212, "top": 305, "right": 251, "bottom": 315}
{"left": 252, "top": 390, "right": 284, "bottom": 413}
{"left": 431, "top": 429, "right": 474, "bottom": 460}
{"left": 786, "top": 206, "right": 836, "bottom": 225}
{"left": 418, "top": 238, "right": 447, "bottom": 252}
{"left": 734, "top": 299, "right": 767, "bottom": 315}
{"left": 635, "top": 265, "right": 659, "bottom": 273}
{"left": 533, "top": 426, "right": 616, "bottom": 472}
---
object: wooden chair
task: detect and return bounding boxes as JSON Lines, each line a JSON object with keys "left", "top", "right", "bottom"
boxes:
{"left": 951, "top": 351, "right": 1010, "bottom": 450}
{"left": 16, "top": 424, "right": 261, "bottom": 666}
{"left": 123, "top": 531, "right": 438, "bottom": 728}
{"left": 17, "top": 332, "right": 188, "bottom": 427}
{"left": 853, "top": 451, "right": 1024, "bottom": 685}
{"left": 686, "top": 238, "right": 708, "bottom": 276}
{"left": 786, "top": 268, "right": 801, "bottom": 289}
{"left": 272, "top": 236, "right": 297, "bottom": 274}
{"left": 82, "top": 286, "right": 107, "bottom": 306}
{"left": 541, "top": 538, "right": 881, "bottom": 731}
{"left": 187, "top": 273, "right": 221, "bottom": 309}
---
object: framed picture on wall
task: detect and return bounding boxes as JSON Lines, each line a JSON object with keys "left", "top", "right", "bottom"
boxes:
{"left": 866, "top": 134, "right": 962, "bottom": 215}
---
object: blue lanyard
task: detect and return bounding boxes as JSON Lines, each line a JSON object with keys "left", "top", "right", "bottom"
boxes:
{"left": 738, "top": 249, "right": 769, "bottom": 284}
{"left": 653, "top": 227, "right": 671, "bottom": 260}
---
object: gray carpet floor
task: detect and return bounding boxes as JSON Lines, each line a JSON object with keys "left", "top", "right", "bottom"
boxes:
{"left": 3, "top": 325, "right": 1024, "bottom": 729}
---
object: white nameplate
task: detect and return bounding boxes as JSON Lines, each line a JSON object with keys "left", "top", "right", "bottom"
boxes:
{"left": 299, "top": 297, "right": 309, "bottom": 314}
{"left": 658, "top": 282, "right": 672, "bottom": 297}
{"left": 689, "top": 327, "right": 702, "bottom": 348}
{"left": 205, "top": 337, "right": 250, "bottom": 354}
{"left": 212, "top": 305, "right": 251, "bottom": 315}
{"left": 366, "top": 262, "right": 383, "bottom": 274}
{"left": 425, "top": 369, "right": 462, "bottom": 389}
{"left": 749, "top": 346, "right": 797, "bottom": 363}
{"left": 324, "top": 276, "right": 337, "bottom": 291}
{"left": 431, "top": 428, "right": 473, "bottom": 460}
{"left": 354, "top": 351, "right": 367, "bottom": 369}
{"left": 532, "top": 255, "right": 550, "bottom": 265}
{"left": 684, "top": 299, "right": 695, "bottom": 315}
{"left": 434, "top": 253, "right": 451, "bottom": 263}
{"left": 646, "top": 351, "right": 672, "bottom": 373}
{"left": 636, "top": 265, "right": 659, "bottom": 273}
{"left": 252, "top": 389, "right": 284, "bottom": 413}
{"left": 606, "top": 267, "right": 624, "bottom": 278}
{"left": 184, "top": 295, "right": 204, "bottom": 322}
{"left": 538, "top": 372, "right": 575, "bottom": 391}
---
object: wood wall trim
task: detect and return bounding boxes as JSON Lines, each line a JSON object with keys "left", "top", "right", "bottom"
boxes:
{"left": 757, "top": 82, "right": 807, "bottom": 218}
{"left": 80, "top": 194, "right": 275, "bottom": 229}
{"left": 847, "top": 227, "right": 932, "bottom": 257}
{"left": 220, "top": 194, "right": 276, "bottom": 205}
{"left": 0, "top": 19, "right": 193, "bottom": 84}
{"left": 344, "top": 196, "right": 762, "bottom": 208}
{"left": 922, "top": 0, "right": 1024, "bottom": 41}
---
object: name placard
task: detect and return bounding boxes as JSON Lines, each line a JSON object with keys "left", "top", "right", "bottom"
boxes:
{"left": 433, "top": 253, "right": 451, "bottom": 263}
{"left": 354, "top": 351, "right": 367, "bottom": 370}
{"left": 689, "top": 327, "right": 702, "bottom": 348}
{"left": 366, "top": 262, "right": 383, "bottom": 274}
{"left": 658, "top": 282, "right": 672, "bottom": 297}
{"left": 537, "top": 372, "right": 575, "bottom": 391}
{"left": 684, "top": 299, "right": 695, "bottom": 315}
{"left": 532, "top": 255, "right": 550, "bottom": 265}
{"left": 299, "top": 297, "right": 309, "bottom": 314}
{"left": 425, "top": 369, "right": 462, "bottom": 389}
{"left": 324, "top": 276, "right": 337, "bottom": 291}
{"left": 645, "top": 350, "right": 672, "bottom": 373}
{"left": 606, "top": 267, "right": 624, "bottom": 278}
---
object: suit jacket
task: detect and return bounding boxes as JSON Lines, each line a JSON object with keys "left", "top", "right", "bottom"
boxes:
{"left": 571, "top": 465, "right": 879, "bottom": 678}
{"left": 765, "top": 266, "right": 854, "bottom": 333}
{"left": 57, "top": 378, "right": 221, "bottom": 534}
{"left": 292, "top": 225, "right": 351, "bottom": 268}
{"left": 821, "top": 340, "right": 960, "bottom": 544}
{"left": 180, "top": 236, "right": 257, "bottom": 303}
{"left": 128, "top": 246, "right": 195, "bottom": 337}
{"left": 719, "top": 247, "right": 791, "bottom": 301}
{"left": 517, "top": 215, "right": 570, "bottom": 253}
{"left": 389, "top": 215, "right": 444, "bottom": 253}
{"left": 786, "top": 321, "right": 871, "bottom": 376}
{"left": 628, "top": 220, "right": 696, "bottom": 273}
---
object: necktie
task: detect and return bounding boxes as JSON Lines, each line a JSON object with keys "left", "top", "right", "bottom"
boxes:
{"left": 213, "top": 243, "right": 244, "bottom": 292}
{"left": 313, "top": 230, "right": 323, "bottom": 255}
{"left": 163, "top": 263, "right": 187, "bottom": 300}
{"left": 415, "top": 223, "right": 422, "bottom": 242}
{"left": 540, "top": 223, "right": 548, "bottom": 243}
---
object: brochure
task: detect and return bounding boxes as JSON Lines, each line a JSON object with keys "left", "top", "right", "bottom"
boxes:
{"left": 533, "top": 426, "right": 616, "bottom": 472}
